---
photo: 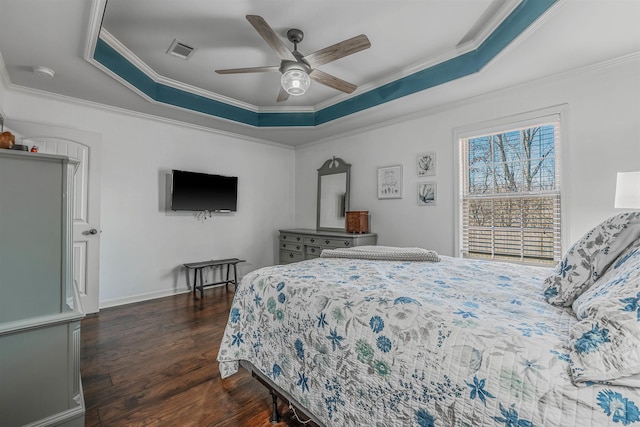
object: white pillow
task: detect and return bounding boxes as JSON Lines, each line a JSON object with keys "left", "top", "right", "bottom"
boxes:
{"left": 569, "top": 240, "right": 640, "bottom": 384}
{"left": 543, "top": 212, "right": 640, "bottom": 306}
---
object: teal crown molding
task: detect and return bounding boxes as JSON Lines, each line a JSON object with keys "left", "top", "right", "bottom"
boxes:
{"left": 93, "top": 0, "right": 557, "bottom": 128}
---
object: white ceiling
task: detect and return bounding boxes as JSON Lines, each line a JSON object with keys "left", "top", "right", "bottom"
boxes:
{"left": 0, "top": 0, "right": 638, "bottom": 147}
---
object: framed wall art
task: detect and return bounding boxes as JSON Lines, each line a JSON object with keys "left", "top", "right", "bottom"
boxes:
{"left": 418, "top": 181, "right": 437, "bottom": 205}
{"left": 377, "top": 165, "right": 403, "bottom": 199}
{"left": 417, "top": 151, "right": 436, "bottom": 177}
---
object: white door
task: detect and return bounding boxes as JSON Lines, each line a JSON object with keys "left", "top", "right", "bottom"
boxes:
{"left": 6, "top": 120, "right": 102, "bottom": 313}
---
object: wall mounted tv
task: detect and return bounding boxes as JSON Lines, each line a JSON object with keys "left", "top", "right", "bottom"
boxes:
{"left": 171, "top": 169, "right": 238, "bottom": 212}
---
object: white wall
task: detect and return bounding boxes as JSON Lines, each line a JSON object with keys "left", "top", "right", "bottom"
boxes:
{"left": 2, "top": 54, "right": 638, "bottom": 307}
{"left": 3, "top": 90, "right": 295, "bottom": 307}
{"left": 295, "top": 55, "right": 640, "bottom": 256}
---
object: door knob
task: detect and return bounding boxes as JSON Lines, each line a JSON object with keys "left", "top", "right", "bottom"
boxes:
{"left": 88, "top": 228, "right": 98, "bottom": 235}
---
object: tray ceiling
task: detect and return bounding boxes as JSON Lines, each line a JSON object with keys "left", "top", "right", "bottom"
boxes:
{"left": 0, "top": 0, "right": 638, "bottom": 146}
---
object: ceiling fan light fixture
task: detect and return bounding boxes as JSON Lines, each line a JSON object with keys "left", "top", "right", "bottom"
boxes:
{"left": 281, "top": 67, "right": 311, "bottom": 96}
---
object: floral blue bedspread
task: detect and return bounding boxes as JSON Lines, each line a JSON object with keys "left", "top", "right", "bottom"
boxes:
{"left": 217, "top": 256, "right": 640, "bottom": 426}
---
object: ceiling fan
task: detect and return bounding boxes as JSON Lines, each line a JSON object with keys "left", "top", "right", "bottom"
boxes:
{"left": 215, "top": 15, "right": 371, "bottom": 102}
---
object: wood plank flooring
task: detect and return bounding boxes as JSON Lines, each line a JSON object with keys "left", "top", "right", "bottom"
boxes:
{"left": 81, "top": 286, "right": 309, "bottom": 426}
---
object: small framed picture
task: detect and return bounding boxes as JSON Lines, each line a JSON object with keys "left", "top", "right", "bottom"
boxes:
{"left": 377, "top": 165, "right": 403, "bottom": 199}
{"left": 417, "top": 152, "right": 436, "bottom": 177}
{"left": 418, "top": 182, "right": 437, "bottom": 205}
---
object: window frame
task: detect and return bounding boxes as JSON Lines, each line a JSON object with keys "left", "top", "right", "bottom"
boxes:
{"left": 453, "top": 105, "right": 569, "bottom": 265}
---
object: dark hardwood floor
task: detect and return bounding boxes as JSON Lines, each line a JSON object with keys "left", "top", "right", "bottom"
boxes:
{"left": 81, "top": 286, "right": 308, "bottom": 426}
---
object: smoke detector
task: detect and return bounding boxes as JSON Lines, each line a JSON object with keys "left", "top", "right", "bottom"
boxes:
{"left": 33, "top": 66, "right": 55, "bottom": 78}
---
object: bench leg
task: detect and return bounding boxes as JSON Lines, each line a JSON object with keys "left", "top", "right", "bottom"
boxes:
{"left": 225, "top": 263, "right": 231, "bottom": 289}
{"left": 233, "top": 263, "right": 239, "bottom": 288}
{"left": 199, "top": 268, "right": 205, "bottom": 298}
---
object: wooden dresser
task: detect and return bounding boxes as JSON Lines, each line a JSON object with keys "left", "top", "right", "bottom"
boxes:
{"left": 279, "top": 229, "right": 378, "bottom": 264}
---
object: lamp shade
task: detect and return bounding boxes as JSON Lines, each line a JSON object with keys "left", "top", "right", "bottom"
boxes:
{"left": 615, "top": 171, "right": 640, "bottom": 209}
{"left": 281, "top": 67, "right": 311, "bottom": 96}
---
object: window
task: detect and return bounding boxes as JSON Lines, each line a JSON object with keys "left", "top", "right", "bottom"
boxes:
{"left": 458, "top": 117, "right": 561, "bottom": 265}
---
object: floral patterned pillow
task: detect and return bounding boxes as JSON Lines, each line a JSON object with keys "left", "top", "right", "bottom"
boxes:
{"left": 543, "top": 211, "right": 640, "bottom": 307}
{"left": 569, "top": 239, "right": 640, "bottom": 384}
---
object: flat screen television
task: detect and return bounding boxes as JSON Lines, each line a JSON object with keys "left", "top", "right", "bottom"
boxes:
{"left": 171, "top": 169, "right": 238, "bottom": 212}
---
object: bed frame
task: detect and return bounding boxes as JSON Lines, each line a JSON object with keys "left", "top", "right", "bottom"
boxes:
{"left": 239, "top": 360, "right": 326, "bottom": 426}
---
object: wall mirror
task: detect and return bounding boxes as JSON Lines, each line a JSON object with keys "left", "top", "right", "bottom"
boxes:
{"left": 317, "top": 157, "right": 351, "bottom": 231}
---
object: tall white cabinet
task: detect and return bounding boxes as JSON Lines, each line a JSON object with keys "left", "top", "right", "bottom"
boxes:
{"left": 0, "top": 150, "right": 85, "bottom": 426}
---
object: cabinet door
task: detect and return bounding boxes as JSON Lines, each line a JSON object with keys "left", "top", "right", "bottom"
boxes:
{"left": 0, "top": 155, "right": 64, "bottom": 322}
{"left": 11, "top": 119, "right": 102, "bottom": 314}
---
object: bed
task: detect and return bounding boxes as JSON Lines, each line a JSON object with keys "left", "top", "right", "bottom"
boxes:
{"left": 218, "top": 212, "right": 640, "bottom": 426}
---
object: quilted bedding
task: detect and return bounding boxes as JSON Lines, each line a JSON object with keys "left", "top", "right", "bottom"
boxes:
{"left": 217, "top": 255, "right": 640, "bottom": 426}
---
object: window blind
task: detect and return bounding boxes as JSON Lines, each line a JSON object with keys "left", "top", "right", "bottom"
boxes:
{"left": 460, "top": 121, "right": 561, "bottom": 265}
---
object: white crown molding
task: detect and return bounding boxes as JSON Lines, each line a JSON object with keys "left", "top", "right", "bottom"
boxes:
{"left": 3, "top": 80, "right": 295, "bottom": 150}
{"left": 85, "top": 0, "right": 327, "bottom": 113}
{"left": 314, "top": 0, "right": 524, "bottom": 112}
{"left": 86, "top": 0, "right": 530, "bottom": 115}
{"left": 83, "top": 0, "right": 107, "bottom": 61}
{"left": 299, "top": 50, "right": 640, "bottom": 150}
{"left": 480, "top": 0, "right": 566, "bottom": 74}
{"left": 98, "top": 29, "right": 258, "bottom": 112}
{"left": 86, "top": 52, "right": 155, "bottom": 105}
{"left": 98, "top": 29, "right": 316, "bottom": 114}
{"left": 456, "top": 0, "right": 521, "bottom": 48}
{"left": 313, "top": 42, "right": 480, "bottom": 112}
{"left": 84, "top": 43, "right": 314, "bottom": 139}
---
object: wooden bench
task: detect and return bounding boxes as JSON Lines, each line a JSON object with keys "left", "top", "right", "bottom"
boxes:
{"left": 183, "top": 258, "right": 245, "bottom": 298}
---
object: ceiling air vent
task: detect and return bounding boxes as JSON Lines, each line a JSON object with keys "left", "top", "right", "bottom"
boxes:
{"left": 167, "top": 39, "right": 196, "bottom": 60}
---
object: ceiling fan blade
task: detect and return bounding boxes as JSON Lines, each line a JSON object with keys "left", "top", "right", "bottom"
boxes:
{"left": 246, "top": 15, "right": 297, "bottom": 62}
{"left": 303, "top": 34, "right": 371, "bottom": 69}
{"left": 309, "top": 69, "right": 357, "bottom": 94}
{"left": 215, "top": 66, "right": 279, "bottom": 74}
{"left": 276, "top": 87, "right": 290, "bottom": 102}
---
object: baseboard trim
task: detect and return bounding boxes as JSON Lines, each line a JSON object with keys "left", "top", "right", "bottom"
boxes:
{"left": 99, "top": 286, "right": 191, "bottom": 309}
{"left": 22, "top": 402, "right": 85, "bottom": 427}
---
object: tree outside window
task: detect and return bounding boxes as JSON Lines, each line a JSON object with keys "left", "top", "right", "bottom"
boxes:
{"left": 461, "top": 123, "right": 561, "bottom": 265}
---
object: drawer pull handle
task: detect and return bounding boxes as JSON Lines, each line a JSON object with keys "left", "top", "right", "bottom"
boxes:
{"left": 310, "top": 238, "right": 316, "bottom": 243}
{"left": 283, "top": 235, "right": 287, "bottom": 240}
{"left": 325, "top": 240, "right": 330, "bottom": 244}
{"left": 289, "top": 253, "right": 294, "bottom": 258}
{"left": 296, "top": 237, "right": 301, "bottom": 241}
{"left": 297, "top": 245, "right": 301, "bottom": 250}
{"left": 344, "top": 242, "right": 351, "bottom": 247}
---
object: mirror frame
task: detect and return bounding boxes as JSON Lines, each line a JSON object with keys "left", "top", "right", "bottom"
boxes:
{"left": 317, "top": 157, "right": 351, "bottom": 232}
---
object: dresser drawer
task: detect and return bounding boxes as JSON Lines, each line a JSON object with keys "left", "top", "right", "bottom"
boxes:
{"left": 280, "top": 241, "right": 304, "bottom": 253}
{"left": 280, "top": 233, "right": 304, "bottom": 243}
{"left": 280, "top": 250, "right": 304, "bottom": 264}
{"left": 278, "top": 229, "right": 377, "bottom": 265}
{"left": 306, "top": 245, "right": 321, "bottom": 258}
{"left": 321, "top": 238, "right": 353, "bottom": 248}
{"left": 304, "top": 236, "right": 320, "bottom": 245}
